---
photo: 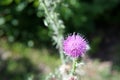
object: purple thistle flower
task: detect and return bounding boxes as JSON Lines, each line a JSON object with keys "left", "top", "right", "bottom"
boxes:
{"left": 63, "top": 33, "right": 88, "bottom": 58}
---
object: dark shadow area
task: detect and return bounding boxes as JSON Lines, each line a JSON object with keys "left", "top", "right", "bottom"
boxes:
{"left": 90, "top": 3, "right": 120, "bottom": 71}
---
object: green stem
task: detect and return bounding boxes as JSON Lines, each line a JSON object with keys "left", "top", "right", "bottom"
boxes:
{"left": 59, "top": 47, "right": 65, "bottom": 64}
{"left": 71, "top": 58, "right": 77, "bottom": 75}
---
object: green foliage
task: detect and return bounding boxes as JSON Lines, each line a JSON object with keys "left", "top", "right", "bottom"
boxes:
{"left": 58, "top": 0, "right": 120, "bottom": 34}
{"left": 0, "top": 0, "right": 50, "bottom": 46}
{"left": 0, "top": 0, "right": 120, "bottom": 45}
{"left": 0, "top": 0, "right": 13, "bottom": 5}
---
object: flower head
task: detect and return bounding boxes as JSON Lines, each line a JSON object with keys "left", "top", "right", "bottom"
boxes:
{"left": 63, "top": 33, "right": 88, "bottom": 58}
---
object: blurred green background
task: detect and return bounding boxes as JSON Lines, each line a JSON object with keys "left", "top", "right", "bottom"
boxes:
{"left": 0, "top": 0, "right": 120, "bottom": 80}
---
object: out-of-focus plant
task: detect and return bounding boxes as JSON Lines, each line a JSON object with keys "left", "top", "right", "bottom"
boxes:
{"left": 39, "top": 0, "right": 65, "bottom": 64}
{"left": 39, "top": 0, "right": 90, "bottom": 80}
